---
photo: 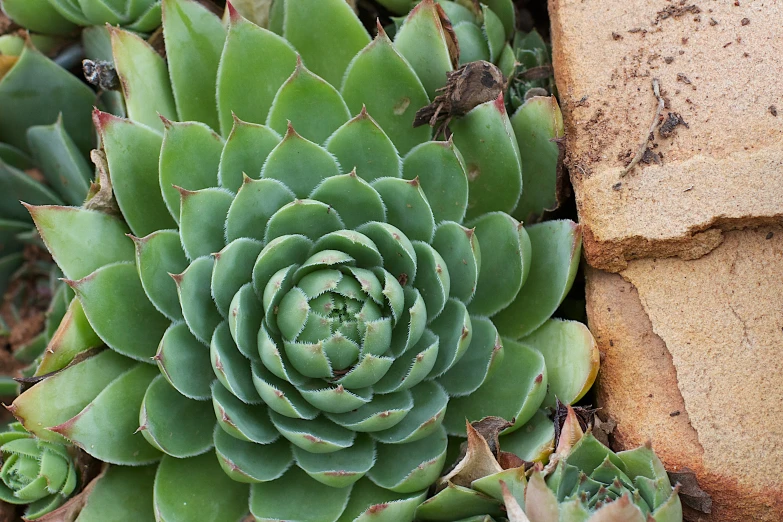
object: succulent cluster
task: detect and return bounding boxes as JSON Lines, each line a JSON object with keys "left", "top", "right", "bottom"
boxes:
{"left": 0, "top": 422, "right": 78, "bottom": 519}
{"left": 416, "top": 408, "right": 682, "bottom": 522}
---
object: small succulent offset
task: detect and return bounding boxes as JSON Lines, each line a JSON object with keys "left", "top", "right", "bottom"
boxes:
{"left": 0, "top": 422, "right": 78, "bottom": 520}
{"left": 524, "top": 407, "right": 682, "bottom": 522}
{"left": 9, "top": 0, "right": 596, "bottom": 520}
{"left": 416, "top": 408, "right": 682, "bottom": 522}
{"left": 0, "top": 0, "right": 161, "bottom": 35}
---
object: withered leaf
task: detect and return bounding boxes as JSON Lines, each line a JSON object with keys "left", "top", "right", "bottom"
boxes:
{"left": 438, "top": 420, "right": 503, "bottom": 489}
{"left": 668, "top": 468, "right": 712, "bottom": 514}
{"left": 413, "top": 61, "right": 505, "bottom": 135}
{"left": 85, "top": 150, "right": 121, "bottom": 217}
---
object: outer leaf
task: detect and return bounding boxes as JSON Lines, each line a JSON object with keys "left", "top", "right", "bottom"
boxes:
{"left": 156, "top": 322, "right": 213, "bottom": 400}
{"left": 394, "top": 0, "right": 454, "bottom": 99}
{"left": 450, "top": 97, "right": 522, "bottom": 221}
{"left": 0, "top": 46, "right": 95, "bottom": 155}
{"left": 26, "top": 118, "right": 91, "bottom": 207}
{"left": 10, "top": 350, "right": 135, "bottom": 443}
{"left": 511, "top": 97, "right": 564, "bottom": 223}
{"left": 431, "top": 222, "right": 479, "bottom": 304}
{"left": 368, "top": 426, "right": 447, "bottom": 493}
{"left": 341, "top": 31, "right": 430, "bottom": 155}
{"left": 154, "top": 453, "right": 249, "bottom": 522}
{"left": 74, "top": 465, "right": 156, "bottom": 522}
{"left": 436, "top": 316, "right": 501, "bottom": 396}
{"left": 520, "top": 319, "right": 599, "bottom": 409}
{"left": 111, "top": 28, "right": 177, "bottom": 132}
{"left": 309, "top": 173, "right": 386, "bottom": 230}
{"left": 281, "top": 0, "right": 370, "bottom": 88}
{"left": 35, "top": 298, "right": 102, "bottom": 376}
{"left": 0, "top": 0, "right": 77, "bottom": 34}
{"left": 29, "top": 205, "right": 133, "bottom": 280}
{"left": 159, "top": 121, "right": 224, "bottom": 222}
{"left": 372, "top": 178, "right": 434, "bottom": 243}
{"left": 163, "top": 0, "right": 225, "bottom": 130}
{"left": 467, "top": 212, "right": 529, "bottom": 317}
{"left": 444, "top": 338, "right": 547, "bottom": 435}
{"left": 267, "top": 59, "right": 351, "bottom": 144}
{"left": 325, "top": 107, "right": 402, "bottom": 182}
{"left": 338, "top": 478, "right": 426, "bottom": 522}
{"left": 213, "top": 426, "right": 291, "bottom": 483}
{"left": 133, "top": 229, "right": 189, "bottom": 320}
{"left": 50, "top": 364, "right": 162, "bottom": 465}
{"left": 226, "top": 177, "right": 294, "bottom": 243}
{"left": 70, "top": 262, "right": 170, "bottom": 362}
{"left": 97, "top": 111, "right": 176, "bottom": 236}
{"left": 217, "top": 9, "right": 298, "bottom": 135}
{"left": 261, "top": 125, "right": 342, "bottom": 198}
{"left": 402, "top": 140, "right": 468, "bottom": 224}
{"left": 498, "top": 409, "right": 554, "bottom": 463}
{"left": 493, "top": 220, "right": 581, "bottom": 339}
{"left": 250, "top": 466, "right": 351, "bottom": 522}
{"left": 140, "top": 375, "right": 215, "bottom": 457}
{"left": 218, "top": 118, "right": 282, "bottom": 193}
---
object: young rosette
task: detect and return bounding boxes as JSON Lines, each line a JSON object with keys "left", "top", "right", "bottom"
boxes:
{"left": 0, "top": 0, "right": 161, "bottom": 35}
{"left": 9, "top": 0, "right": 596, "bottom": 520}
{"left": 523, "top": 407, "right": 682, "bottom": 522}
{"left": 0, "top": 422, "right": 78, "bottom": 519}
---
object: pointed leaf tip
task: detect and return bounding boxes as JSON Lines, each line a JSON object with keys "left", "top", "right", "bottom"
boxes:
{"left": 159, "top": 114, "right": 173, "bottom": 128}
{"left": 226, "top": 1, "right": 240, "bottom": 21}
{"left": 375, "top": 19, "right": 386, "bottom": 37}
{"left": 92, "top": 109, "right": 118, "bottom": 132}
{"left": 494, "top": 93, "right": 506, "bottom": 113}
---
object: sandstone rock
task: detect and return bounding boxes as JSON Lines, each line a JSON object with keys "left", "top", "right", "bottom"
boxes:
{"left": 586, "top": 226, "right": 783, "bottom": 521}
{"left": 550, "top": 0, "right": 783, "bottom": 271}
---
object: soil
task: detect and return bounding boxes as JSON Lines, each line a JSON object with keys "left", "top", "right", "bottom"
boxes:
{"left": 0, "top": 245, "right": 55, "bottom": 376}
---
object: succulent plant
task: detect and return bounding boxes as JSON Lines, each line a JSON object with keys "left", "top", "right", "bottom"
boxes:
{"left": 416, "top": 408, "right": 682, "bottom": 522}
{"left": 0, "top": 0, "right": 161, "bottom": 35}
{"left": 506, "top": 30, "right": 555, "bottom": 111}
{"left": 0, "top": 422, "right": 78, "bottom": 519}
{"left": 523, "top": 406, "right": 682, "bottom": 522}
{"left": 379, "top": 0, "right": 518, "bottom": 79}
{"left": 8, "top": 0, "right": 598, "bottom": 519}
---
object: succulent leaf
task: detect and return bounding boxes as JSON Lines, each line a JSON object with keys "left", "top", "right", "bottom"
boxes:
{"left": 493, "top": 220, "right": 581, "bottom": 340}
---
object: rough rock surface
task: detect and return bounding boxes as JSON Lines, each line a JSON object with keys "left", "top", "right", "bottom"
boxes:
{"left": 586, "top": 226, "right": 783, "bottom": 521}
{"left": 550, "top": 0, "right": 783, "bottom": 271}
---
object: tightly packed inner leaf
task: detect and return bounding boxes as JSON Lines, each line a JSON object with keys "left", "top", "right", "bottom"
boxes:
{"left": 0, "top": 423, "right": 78, "bottom": 520}
{"left": 9, "top": 0, "right": 597, "bottom": 520}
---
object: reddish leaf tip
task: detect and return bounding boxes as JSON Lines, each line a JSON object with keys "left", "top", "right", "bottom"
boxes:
{"left": 159, "top": 114, "right": 173, "bottom": 129}
{"left": 407, "top": 177, "right": 420, "bottom": 187}
{"left": 375, "top": 19, "right": 387, "bottom": 37}
{"left": 169, "top": 272, "right": 184, "bottom": 285}
{"left": 226, "top": 1, "right": 240, "bottom": 21}
{"left": 493, "top": 92, "right": 506, "bottom": 114}
{"left": 348, "top": 167, "right": 358, "bottom": 178}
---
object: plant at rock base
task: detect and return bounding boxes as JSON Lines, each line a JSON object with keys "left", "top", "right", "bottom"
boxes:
{"left": 417, "top": 408, "right": 682, "bottom": 522}
{"left": 0, "top": 422, "right": 79, "bottom": 519}
{"left": 9, "top": 0, "right": 598, "bottom": 520}
{"left": 522, "top": 406, "right": 682, "bottom": 522}
{"left": 506, "top": 30, "right": 556, "bottom": 112}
